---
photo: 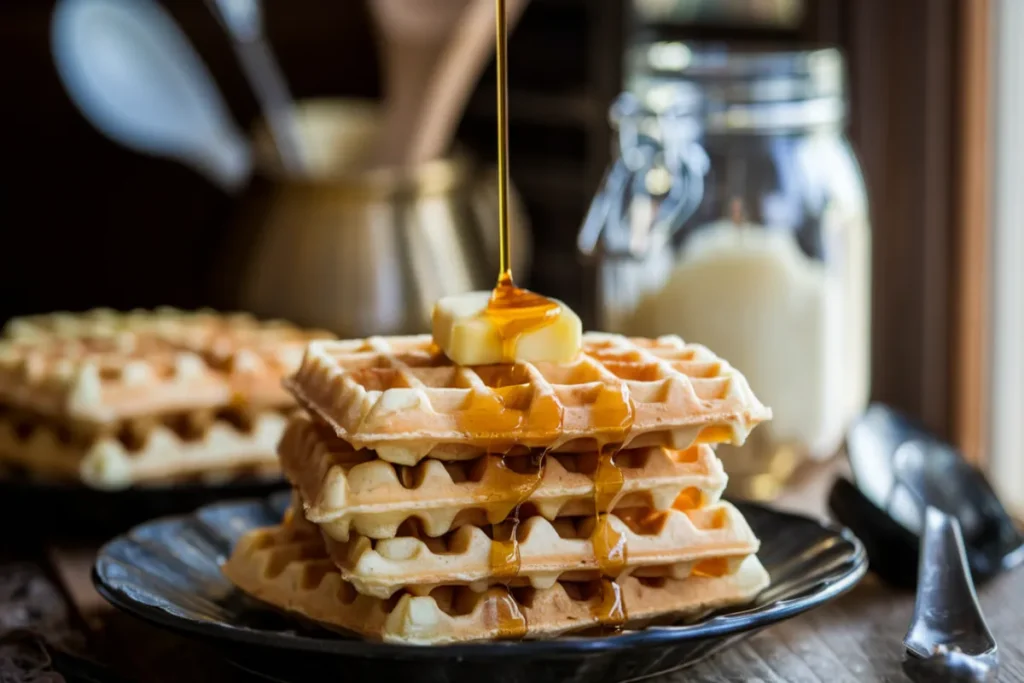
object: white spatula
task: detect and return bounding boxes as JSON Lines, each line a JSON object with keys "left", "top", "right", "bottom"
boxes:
{"left": 52, "top": 0, "right": 252, "bottom": 191}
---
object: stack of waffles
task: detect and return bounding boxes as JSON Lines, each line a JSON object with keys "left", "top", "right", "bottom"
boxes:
{"left": 0, "top": 308, "right": 332, "bottom": 489}
{"left": 223, "top": 333, "right": 773, "bottom": 644}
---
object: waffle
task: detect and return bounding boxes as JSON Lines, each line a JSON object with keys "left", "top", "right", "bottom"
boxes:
{"left": 3, "top": 306, "right": 193, "bottom": 340}
{"left": 280, "top": 413, "right": 728, "bottom": 541}
{"left": 0, "top": 404, "right": 287, "bottom": 488}
{"left": 319, "top": 502, "right": 758, "bottom": 598}
{"left": 0, "top": 308, "right": 331, "bottom": 488}
{"left": 286, "top": 333, "right": 771, "bottom": 465}
{"left": 0, "top": 336, "right": 231, "bottom": 423}
{"left": 3, "top": 308, "right": 333, "bottom": 409}
{"left": 222, "top": 519, "right": 770, "bottom": 644}
{"left": 4, "top": 306, "right": 320, "bottom": 346}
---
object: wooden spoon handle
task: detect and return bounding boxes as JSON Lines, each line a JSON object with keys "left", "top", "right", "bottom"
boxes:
{"left": 373, "top": 43, "right": 446, "bottom": 167}
{"left": 368, "top": 0, "right": 472, "bottom": 168}
{"left": 405, "top": 0, "right": 530, "bottom": 166}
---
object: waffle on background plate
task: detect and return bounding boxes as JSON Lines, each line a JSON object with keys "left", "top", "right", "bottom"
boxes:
{"left": 223, "top": 333, "right": 774, "bottom": 645}
{"left": 0, "top": 308, "right": 332, "bottom": 489}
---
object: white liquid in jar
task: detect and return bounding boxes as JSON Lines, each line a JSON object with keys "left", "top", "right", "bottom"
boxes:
{"left": 629, "top": 220, "right": 870, "bottom": 459}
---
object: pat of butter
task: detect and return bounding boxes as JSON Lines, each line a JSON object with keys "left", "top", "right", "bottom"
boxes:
{"left": 432, "top": 291, "right": 582, "bottom": 365}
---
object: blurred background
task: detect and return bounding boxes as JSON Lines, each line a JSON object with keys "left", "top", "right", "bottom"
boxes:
{"left": 0, "top": 0, "right": 1017, "bottom": 511}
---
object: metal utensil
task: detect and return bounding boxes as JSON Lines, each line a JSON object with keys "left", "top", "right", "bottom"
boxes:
{"left": 902, "top": 507, "right": 999, "bottom": 683}
{"left": 204, "top": 0, "right": 305, "bottom": 175}
{"left": 223, "top": 99, "right": 532, "bottom": 336}
{"left": 51, "top": 0, "right": 252, "bottom": 191}
{"left": 829, "top": 403, "right": 1024, "bottom": 588}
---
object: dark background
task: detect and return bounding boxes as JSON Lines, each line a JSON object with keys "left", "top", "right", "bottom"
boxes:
{"left": 0, "top": 0, "right": 966, "bottom": 441}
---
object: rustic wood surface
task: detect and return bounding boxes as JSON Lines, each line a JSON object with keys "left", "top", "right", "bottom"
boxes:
{"left": 4, "top": 461, "right": 1023, "bottom": 683}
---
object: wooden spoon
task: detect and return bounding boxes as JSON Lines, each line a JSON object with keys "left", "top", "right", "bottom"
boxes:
{"left": 368, "top": 0, "right": 529, "bottom": 169}
{"left": 404, "top": 0, "right": 529, "bottom": 166}
{"left": 368, "top": 0, "right": 472, "bottom": 168}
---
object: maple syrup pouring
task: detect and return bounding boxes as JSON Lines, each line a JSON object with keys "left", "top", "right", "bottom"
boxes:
{"left": 485, "top": 0, "right": 561, "bottom": 363}
{"left": 495, "top": 0, "right": 511, "bottom": 282}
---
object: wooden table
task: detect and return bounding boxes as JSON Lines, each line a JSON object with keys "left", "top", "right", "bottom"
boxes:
{"left": 4, "top": 462, "right": 1023, "bottom": 683}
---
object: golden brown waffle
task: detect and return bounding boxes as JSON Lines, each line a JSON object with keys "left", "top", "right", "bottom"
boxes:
{"left": 280, "top": 413, "right": 728, "bottom": 541}
{"left": 0, "top": 404, "right": 288, "bottom": 488}
{"left": 3, "top": 307, "right": 188, "bottom": 340}
{"left": 319, "top": 502, "right": 758, "bottom": 598}
{"left": 0, "top": 336, "right": 230, "bottom": 423}
{"left": 3, "top": 307, "right": 323, "bottom": 345}
{"left": 0, "top": 308, "right": 330, "bottom": 488}
{"left": 286, "top": 333, "right": 771, "bottom": 465}
{"left": 3, "top": 308, "right": 333, "bottom": 409}
{"left": 222, "top": 520, "right": 769, "bottom": 644}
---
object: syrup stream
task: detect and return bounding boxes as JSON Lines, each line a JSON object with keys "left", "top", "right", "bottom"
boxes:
{"left": 486, "top": 0, "right": 625, "bottom": 636}
{"left": 495, "top": 0, "right": 512, "bottom": 282}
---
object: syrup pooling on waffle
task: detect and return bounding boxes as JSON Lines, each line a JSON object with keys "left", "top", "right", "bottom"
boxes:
{"left": 485, "top": 278, "right": 562, "bottom": 363}
{"left": 222, "top": 517, "right": 770, "bottom": 644}
{"left": 286, "top": 333, "right": 771, "bottom": 465}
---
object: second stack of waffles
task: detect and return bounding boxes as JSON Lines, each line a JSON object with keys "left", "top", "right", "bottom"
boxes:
{"left": 225, "top": 333, "right": 773, "bottom": 644}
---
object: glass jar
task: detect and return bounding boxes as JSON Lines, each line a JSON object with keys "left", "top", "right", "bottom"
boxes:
{"left": 631, "top": 0, "right": 806, "bottom": 29}
{"left": 581, "top": 44, "right": 871, "bottom": 500}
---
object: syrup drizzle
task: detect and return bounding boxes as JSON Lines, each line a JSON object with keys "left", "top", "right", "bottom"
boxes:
{"left": 588, "top": 386, "right": 636, "bottom": 628}
{"left": 455, "top": 374, "right": 562, "bottom": 438}
{"left": 486, "top": 0, "right": 561, "bottom": 363}
{"left": 483, "top": 0, "right": 608, "bottom": 638}
{"left": 484, "top": 451, "right": 548, "bottom": 522}
{"left": 490, "top": 587, "right": 529, "bottom": 639}
{"left": 593, "top": 579, "right": 626, "bottom": 627}
{"left": 486, "top": 277, "right": 562, "bottom": 363}
{"left": 487, "top": 451, "right": 547, "bottom": 580}
{"left": 459, "top": 390, "right": 523, "bottom": 435}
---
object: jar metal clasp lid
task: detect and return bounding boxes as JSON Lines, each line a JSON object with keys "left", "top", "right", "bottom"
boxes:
{"left": 578, "top": 92, "right": 708, "bottom": 261}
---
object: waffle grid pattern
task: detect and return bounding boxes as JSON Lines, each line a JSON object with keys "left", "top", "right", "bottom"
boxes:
{"left": 280, "top": 413, "right": 728, "bottom": 541}
{"left": 222, "top": 331, "right": 772, "bottom": 643}
{"left": 0, "top": 308, "right": 329, "bottom": 487}
{"left": 287, "top": 333, "right": 771, "bottom": 465}
{"left": 222, "top": 520, "right": 770, "bottom": 645}
{"left": 322, "top": 502, "right": 759, "bottom": 598}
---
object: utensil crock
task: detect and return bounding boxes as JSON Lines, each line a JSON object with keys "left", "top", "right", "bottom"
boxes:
{"left": 218, "top": 98, "right": 531, "bottom": 337}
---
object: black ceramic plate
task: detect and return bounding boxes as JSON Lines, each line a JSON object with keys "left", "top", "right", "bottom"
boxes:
{"left": 93, "top": 493, "right": 867, "bottom": 683}
{"left": 0, "top": 472, "right": 286, "bottom": 540}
